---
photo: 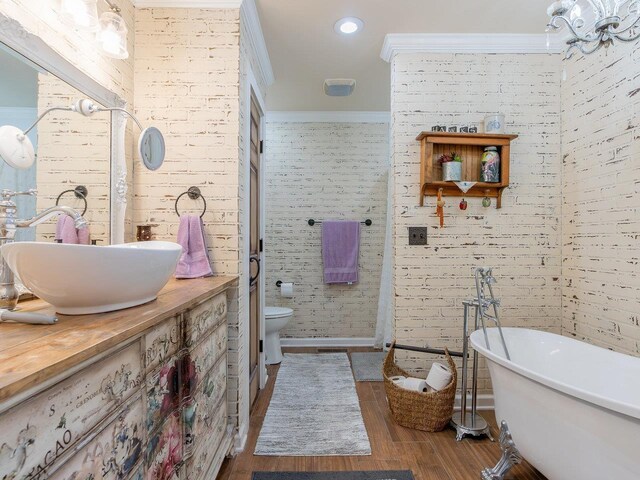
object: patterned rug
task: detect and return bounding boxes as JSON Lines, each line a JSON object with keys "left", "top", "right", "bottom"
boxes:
{"left": 350, "top": 352, "right": 386, "bottom": 381}
{"left": 252, "top": 472, "right": 415, "bottom": 480}
{"left": 254, "top": 353, "right": 371, "bottom": 456}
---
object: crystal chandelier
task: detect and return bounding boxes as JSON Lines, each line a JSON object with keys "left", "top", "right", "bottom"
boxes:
{"left": 547, "top": 0, "right": 640, "bottom": 57}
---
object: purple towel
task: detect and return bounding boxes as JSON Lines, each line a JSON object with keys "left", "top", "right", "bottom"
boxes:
{"left": 175, "top": 215, "right": 213, "bottom": 279}
{"left": 322, "top": 220, "right": 360, "bottom": 284}
{"left": 55, "top": 216, "right": 79, "bottom": 244}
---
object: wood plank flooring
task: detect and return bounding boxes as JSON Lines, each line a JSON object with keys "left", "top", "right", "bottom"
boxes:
{"left": 217, "top": 348, "right": 546, "bottom": 480}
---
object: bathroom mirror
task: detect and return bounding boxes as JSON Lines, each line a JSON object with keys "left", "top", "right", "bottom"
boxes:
{"left": 0, "top": 12, "right": 130, "bottom": 245}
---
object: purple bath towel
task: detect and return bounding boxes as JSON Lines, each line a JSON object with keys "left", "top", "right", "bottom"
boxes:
{"left": 175, "top": 215, "right": 213, "bottom": 279}
{"left": 322, "top": 220, "right": 360, "bottom": 284}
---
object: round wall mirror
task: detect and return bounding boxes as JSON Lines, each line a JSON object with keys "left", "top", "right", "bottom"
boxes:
{"left": 0, "top": 125, "right": 35, "bottom": 170}
{"left": 138, "top": 126, "right": 165, "bottom": 171}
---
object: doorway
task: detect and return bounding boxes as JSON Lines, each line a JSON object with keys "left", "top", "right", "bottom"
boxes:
{"left": 249, "top": 93, "right": 262, "bottom": 408}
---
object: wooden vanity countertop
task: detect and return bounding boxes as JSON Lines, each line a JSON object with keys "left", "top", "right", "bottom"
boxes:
{"left": 0, "top": 276, "right": 237, "bottom": 403}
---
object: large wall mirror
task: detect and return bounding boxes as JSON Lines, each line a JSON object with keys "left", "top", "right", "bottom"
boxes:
{"left": 0, "top": 45, "right": 112, "bottom": 242}
{"left": 0, "top": 12, "right": 129, "bottom": 245}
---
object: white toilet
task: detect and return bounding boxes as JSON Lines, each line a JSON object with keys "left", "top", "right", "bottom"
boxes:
{"left": 264, "top": 306, "right": 293, "bottom": 365}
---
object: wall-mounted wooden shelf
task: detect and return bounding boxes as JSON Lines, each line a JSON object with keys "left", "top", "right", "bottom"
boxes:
{"left": 416, "top": 132, "right": 518, "bottom": 209}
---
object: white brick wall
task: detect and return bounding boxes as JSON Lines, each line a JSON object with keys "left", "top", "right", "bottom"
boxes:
{"left": 264, "top": 121, "right": 389, "bottom": 339}
{"left": 561, "top": 43, "right": 640, "bottom": 354}
{"left": 391, "top": 52, "right": 563, "bottom": 393}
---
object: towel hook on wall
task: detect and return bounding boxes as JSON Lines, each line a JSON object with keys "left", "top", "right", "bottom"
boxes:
{"left": 175, "top": 186, "right": 207, "bottom": 218}
{"left": 55, "top": 185, "right": 88, "bottom": 216}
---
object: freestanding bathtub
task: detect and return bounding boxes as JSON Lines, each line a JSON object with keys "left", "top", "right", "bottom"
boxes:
{"left": 470, "top": 327, "right": 640, "bottom": 480}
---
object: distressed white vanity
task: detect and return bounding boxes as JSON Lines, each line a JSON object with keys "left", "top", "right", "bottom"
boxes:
{"left": 0, "top": 276, "right": 237, "bottom": 480}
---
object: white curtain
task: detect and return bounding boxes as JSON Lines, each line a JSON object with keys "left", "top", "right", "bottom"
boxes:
{"left": 375, "top": 167, "right": 394, "bottom": 349}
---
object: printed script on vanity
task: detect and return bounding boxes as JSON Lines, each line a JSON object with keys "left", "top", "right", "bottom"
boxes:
{"left": 0, "top": 342, "right": 142, "bottom": 480}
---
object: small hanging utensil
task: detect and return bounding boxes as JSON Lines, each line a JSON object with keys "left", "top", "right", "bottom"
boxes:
{"left": 436, "top": 188, "right": 445, "bottom": 228}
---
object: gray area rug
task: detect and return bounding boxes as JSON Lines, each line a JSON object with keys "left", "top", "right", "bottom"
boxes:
{"left": 255, "top": 353, "right": 371, "bottom": 456}
{"left": 350, "top": 352, "right": 386, "bottom": 381}
{"left": 252, "top": 472, "right": 414, "bottom": 480}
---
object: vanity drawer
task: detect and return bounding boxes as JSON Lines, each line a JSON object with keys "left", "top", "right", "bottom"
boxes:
{"left": 184, "top": 396, "right": 228, "bottom": 480}
{"left": 0, "top": 341, "right": 142, "bottom": 479}
{"left": 183, "top": 354, "right": 227, "bottom": 459}
{"left": 182, "top": 323, "right": 227, "bottom": 401}
{"left": 184, "top": 293, "right": 227, "bottom": 348}
{"left": 145, "top": 411, "right": 183, "bottom": 480}
{"left": 143, "top": 315, "right": 181, "bottom": 373}
{"left": 48, "top": 394, "right": 144, "bottom": 480}
{"left": 145, "top": 354, "right": 181, "bottom": 436}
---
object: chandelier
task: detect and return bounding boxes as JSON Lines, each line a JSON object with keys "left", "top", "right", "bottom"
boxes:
{"left": 547, "top": 0, "right": 640, "bottom": 57}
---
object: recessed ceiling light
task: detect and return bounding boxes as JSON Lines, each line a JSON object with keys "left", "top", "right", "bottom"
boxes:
{"left": 334, "top": 17, "right": 363, "bottom": 35}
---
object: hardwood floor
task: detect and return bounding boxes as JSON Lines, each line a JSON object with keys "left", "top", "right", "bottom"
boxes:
{"left": 217, "top": 348, "right": 546, "bottom": 480}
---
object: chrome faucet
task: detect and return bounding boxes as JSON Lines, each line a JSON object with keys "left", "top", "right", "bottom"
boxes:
{"left": 0, "top": 189, "right": 87, "bottom": 310}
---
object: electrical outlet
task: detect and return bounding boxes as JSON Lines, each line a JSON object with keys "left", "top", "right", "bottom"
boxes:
{"left": 408, "top": 227, "right": 428, "bottom": 245}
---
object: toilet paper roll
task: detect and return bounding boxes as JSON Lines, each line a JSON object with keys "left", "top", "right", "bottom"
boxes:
{"left": 426, "top": 362, "right": 453, "bottom": 391}
{"left": 402, "top": 377, "right": 429, "bottom": 393}
{"left": 280, "top": 282, "right": 294, "bottom": 298}
{"left": 390, "top": 376, "right": 406, "bottom": 386}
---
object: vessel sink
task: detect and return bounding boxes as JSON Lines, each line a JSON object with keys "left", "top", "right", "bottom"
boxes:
{"left": 1, "top": 241, "right": 182, "bottom": 315}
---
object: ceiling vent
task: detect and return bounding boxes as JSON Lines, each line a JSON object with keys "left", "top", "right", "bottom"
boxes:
{"left": 324, "top": 79, "right": 356, "bottom": 97}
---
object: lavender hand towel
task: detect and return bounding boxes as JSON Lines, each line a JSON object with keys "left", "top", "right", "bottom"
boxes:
{"left": 322, "top": 220, "right": 360, "bottom": 284}
{"left": 175, "top": 215, "right": 213, "bottom": 279}
{"left": 55, "top": 215, "right": 79, "bottom": 244}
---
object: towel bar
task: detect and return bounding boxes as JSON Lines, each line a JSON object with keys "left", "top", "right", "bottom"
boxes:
{"left": 308, "top": 218, "right": 372, "bottom": 226}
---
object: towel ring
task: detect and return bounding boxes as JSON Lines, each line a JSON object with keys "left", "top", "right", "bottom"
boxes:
{"left": 55, "top": 185, "right": 88, "bottom": 216}
{"left": 175, "top": 186, "right": 207, "bottom": 218}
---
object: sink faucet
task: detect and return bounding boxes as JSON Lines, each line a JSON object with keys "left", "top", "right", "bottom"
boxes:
{"left": 0, "top": 189, "right": 87, "bottom": 310}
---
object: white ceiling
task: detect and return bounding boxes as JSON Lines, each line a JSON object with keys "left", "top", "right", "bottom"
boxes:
{"left": 256, "top": 0, "right": 551, "bottom": 112}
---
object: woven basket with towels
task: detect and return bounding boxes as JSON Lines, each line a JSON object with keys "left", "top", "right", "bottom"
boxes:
{"left": 383, "top": 341, "right": 457, "bottom": 432}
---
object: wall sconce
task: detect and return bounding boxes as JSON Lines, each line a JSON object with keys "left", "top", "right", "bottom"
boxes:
{"left": 97, "top": 1, "right": 129, "bottom": 59}
{"left": 58, "top": 0, "right": 129, "bottom": 59}
{"left": 59, "top": 0, "right": 100, "bottom": 31}
{"left": 0, "top": 99, "right": 165, "bottom": 172}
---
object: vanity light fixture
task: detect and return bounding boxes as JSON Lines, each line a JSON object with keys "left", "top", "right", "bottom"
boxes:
{"left": 97, "top": 1, "right": 129, "bottom": 59}
{"left": 0, "top": 99, "right": 165, "bottom": 172}
{"left": 59, "top": 0, "right": 100, "bottom": 31}
{"left": 547, "top": 0, "right": 640, "bottom": 57}
{"left": 334, "top": 17, "right": 364, "bottom": 35}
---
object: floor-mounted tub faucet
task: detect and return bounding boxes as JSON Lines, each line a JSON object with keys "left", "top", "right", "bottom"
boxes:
{"left": 0, "top": 189, "right": 87, "bottom": 310}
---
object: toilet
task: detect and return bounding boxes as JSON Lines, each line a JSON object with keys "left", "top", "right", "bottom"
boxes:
{"left": 264, "top": 306, "right": 293, "bottom": 365}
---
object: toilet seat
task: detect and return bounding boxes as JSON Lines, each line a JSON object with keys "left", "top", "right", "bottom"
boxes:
{"left": 265, "top": 307, "right": 293, "bottom": 319}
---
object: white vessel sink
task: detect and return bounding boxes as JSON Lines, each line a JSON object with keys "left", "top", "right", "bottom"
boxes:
{"left": 1, "top": 241, "right": 182, "bottom": 315}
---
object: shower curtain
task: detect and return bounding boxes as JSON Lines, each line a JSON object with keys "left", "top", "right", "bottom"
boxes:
{"left": 375, "top": 167, "right": 394, "bottom": 349}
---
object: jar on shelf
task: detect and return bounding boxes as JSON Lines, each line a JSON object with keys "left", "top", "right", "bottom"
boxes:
{"left": 480, "top": 146, "right": 500, "bottom": 183}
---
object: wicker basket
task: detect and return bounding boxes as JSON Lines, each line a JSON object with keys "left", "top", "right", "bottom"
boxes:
{"left": 383, "top": 342, "right": 457, "bottom": 432}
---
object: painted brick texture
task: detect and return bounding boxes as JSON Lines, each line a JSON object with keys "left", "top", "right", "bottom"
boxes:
{"left": 264, "top": 121, "right": 389, "bottom": 339}
{"left": 391, "top": 52, "right": 563, "bottom": 392}
{"left": 561, "top": 43, "right": 640, "bottom": 354}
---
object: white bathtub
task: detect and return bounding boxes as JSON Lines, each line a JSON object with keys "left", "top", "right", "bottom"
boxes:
{"left": 470, "top": 327, "right": 640, "bottom": 480}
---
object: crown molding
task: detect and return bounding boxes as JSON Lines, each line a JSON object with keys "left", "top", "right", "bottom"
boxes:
{"left": 241, "top": 0, "right": 274, "bottom": 86}
{"left": 133, "top": 0, "right": 243, "bottom": 7}
{"left": 266, "top": 111, "right": 390, "bottom": 124}
{"left": 381, "top": 33, "right": 564, "bottom": 62}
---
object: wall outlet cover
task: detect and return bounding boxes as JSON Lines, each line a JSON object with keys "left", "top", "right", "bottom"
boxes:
{"left": 409, "top": 227, "right": 428, "bottom": 245}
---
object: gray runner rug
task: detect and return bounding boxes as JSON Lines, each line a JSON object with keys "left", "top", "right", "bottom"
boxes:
{"left": 254, "top": 353, "right": 371, "bottom": 456}
{"left": 350, "top": 352, "right": 386, "bottom": 381}
{"left": 252, "top": 472, "right": 414, "bottom": 480}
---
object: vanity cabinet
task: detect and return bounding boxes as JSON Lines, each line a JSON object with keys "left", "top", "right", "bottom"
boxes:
{"left": 0, "top": 277, "right": 237, "bottom": 480}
